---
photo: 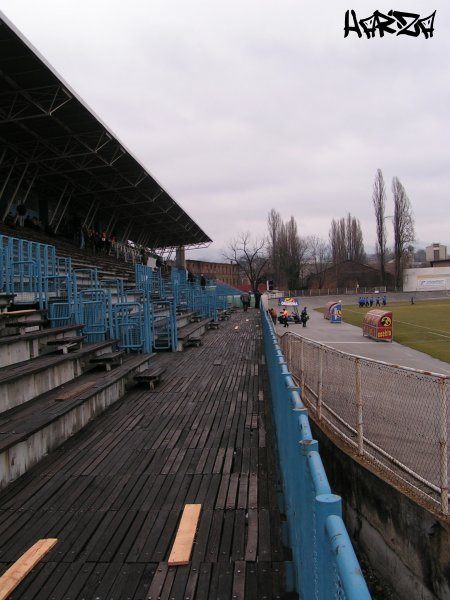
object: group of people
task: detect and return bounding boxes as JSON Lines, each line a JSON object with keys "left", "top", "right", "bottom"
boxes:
{"left": 3, "top": 207, "right": 47, "bottom": 233}
{"left": 240, "top": 290, "right": 262, "bottom": 311}
{"left": 79, "top": 227, "right": 116, "bottom": 255}
{"left": 268, "top": 306, "right": 309, "bottom": 328}
{"left": 358, "top": 295, "right": 387, "bottom": 308}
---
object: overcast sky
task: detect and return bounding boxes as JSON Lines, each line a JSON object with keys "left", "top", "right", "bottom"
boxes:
{"left": 1, "top": 0, "right": 449, "bottom": 260}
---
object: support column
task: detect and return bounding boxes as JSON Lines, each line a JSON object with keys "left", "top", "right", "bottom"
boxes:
{"left": 175, "top": 246, "right": 186, "bottom": 269}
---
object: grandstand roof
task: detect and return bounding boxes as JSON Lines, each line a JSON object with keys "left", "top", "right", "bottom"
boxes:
{"left": 0, "top": 12, "right": 211, "bottom": 249}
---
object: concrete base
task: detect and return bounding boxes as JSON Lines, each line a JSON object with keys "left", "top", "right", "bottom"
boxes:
{"left": 0, "top": 342, "right": 113, "bottom": 412}
{"left": 0, "top": 329, "right": 82, "bottom": 367}
{"left": 0, "top": 355, "right": 152, "bottom": 489}
{"left": 310, "top": 420, "right": 450, "bottom": 600}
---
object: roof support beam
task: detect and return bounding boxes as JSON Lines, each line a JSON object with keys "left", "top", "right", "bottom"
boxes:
{"left": 1, "top": 162, "right": 28, "bottom": 221}
{"left": 53, "top": 188, "right": 73, "bottom": 234}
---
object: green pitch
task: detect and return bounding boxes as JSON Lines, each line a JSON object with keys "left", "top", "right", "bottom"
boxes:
{"left": 337, "top": 299, "right": 450, "bottom": 364}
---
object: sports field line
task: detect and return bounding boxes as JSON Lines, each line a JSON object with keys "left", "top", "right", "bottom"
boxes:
{"left": 344, "top": 307, "right": 450, "bottom": 336}
{"left": 394, "top": 319, "right": 450, "bottom": 336}
{"left": 429, "top": 332, "right": 450, "bottom": 339}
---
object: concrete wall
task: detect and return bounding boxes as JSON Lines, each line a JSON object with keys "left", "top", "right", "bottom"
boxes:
{"left": 403, "top": 267, "right": 450, "bottom": 292}
{"left": 311, "top": 421, "right": 450, "bottom": 600}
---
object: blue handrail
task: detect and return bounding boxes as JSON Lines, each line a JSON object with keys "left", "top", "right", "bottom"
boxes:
{"left": 261, "top": 306, "right": 371, "bottom": 600}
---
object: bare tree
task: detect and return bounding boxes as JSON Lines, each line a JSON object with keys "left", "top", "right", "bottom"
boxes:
{"left": 392, "top": 177, "right": 415, "bottom": 288}
{"left": 373, "top": 169, "right": 387, "bottom": 284}
{"left": 267, "top": 209, "right": 283, "bottom": 287}
{"left": 307, "top": 235, "right": 331, "bottom": 288}
{"left": 224, "top": 232, "right": 269, "bottom": 292}
{"left": 329, "top": 214, "right": 365, "bottom": 264}
{"left": 267, "top": 210, "right": 309, "bottom": 290}
{"left": 280, "top": 216, "right": 309, "bottom": 290}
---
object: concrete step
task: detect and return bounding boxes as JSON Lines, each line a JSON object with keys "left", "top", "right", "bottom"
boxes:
{"left": 0, "top": 352, "right": 155, "bottom": 489}
{"left": 0, "top": 340, "right": 116, "bottom": 413}
{"left": 0, "top": 310, "right": 48, "bottom": 337}
{"left": 0, "top": 324, "right": 84, "bottom": 367}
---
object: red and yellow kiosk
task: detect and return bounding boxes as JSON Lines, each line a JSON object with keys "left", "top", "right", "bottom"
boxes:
{"left": 362, "top": 310, "right": 393, "bottom": 342}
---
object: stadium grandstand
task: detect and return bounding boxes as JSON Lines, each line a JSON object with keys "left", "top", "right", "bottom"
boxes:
{"left": 0, "top": 12, "right": 371, "bottom": 600}
{"left": 0, "top": 12, "right": 211, "bottom": 252}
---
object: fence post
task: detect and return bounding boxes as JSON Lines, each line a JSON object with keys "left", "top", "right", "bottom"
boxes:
{"left": 300, "top": 339, "right": 305, "bottom": 399}
{"left": 355, "top": 357, "right": 364, "bottom": 456}
{"left": 315, "top": 493, "right": 342, "bottom": 599}
{"left": 439, "top": 377, "right": 448, "bottom": 515}
{"left": 317, "top": 347, "right": 323, "bottom": 420}
{"left": 287, "top": 334, "right": 292, "bottom": 367}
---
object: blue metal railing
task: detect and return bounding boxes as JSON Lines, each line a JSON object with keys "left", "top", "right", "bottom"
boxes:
{"left": 261, "top": 307, "right": 371, "bottom": 600}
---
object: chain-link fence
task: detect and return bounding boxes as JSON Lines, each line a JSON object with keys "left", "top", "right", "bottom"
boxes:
{"left": 280, "top": 332, "right": 449, "bottom": 515}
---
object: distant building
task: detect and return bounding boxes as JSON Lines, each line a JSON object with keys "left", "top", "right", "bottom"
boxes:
{"left": 426, "top": 243, "right": 447, "bottom": 264}
{"left": 186, "top": 259, "right": 241, "bottom": 287}
{"left": 403, "top": 267, "right": 450, "bottom": 292}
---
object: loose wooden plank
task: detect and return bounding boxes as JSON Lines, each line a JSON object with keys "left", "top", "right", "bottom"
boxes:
{"left": 167, "top": 504, "right": 201, "bottom": 566}
{"left": 0, "top": 539, "right": 58, "bottom": 600}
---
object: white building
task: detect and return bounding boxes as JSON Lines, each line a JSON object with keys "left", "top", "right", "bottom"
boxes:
{"left": 425, "top": 243, "right": 447, "bottom": 263}
{"left": 403, "top": 267, "right": 450, "bottom": 292}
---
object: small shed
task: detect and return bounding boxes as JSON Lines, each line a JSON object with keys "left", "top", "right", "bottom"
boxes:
{"left": 324, "top": 301, "right": 342, "bottom": 323}
{"left": 363, "top": 310, "right": 393, "bottom": 342}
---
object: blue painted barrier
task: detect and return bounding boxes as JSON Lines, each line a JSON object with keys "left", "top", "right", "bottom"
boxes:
{"left": 261, "top": 307, "right": 371, "bottom": 600}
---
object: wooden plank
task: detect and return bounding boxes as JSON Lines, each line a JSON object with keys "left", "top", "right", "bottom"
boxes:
{"left": 0, "top": 539, "right": 58, "bottom": 600}
{"left": 167, "top": 504, "right": 201, "bottom": 566}
{"left": 54, "top": 381, "right": 97, "bottom": 401}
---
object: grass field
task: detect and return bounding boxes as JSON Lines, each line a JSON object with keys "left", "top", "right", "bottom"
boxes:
{"left": 328, "top": 299, "right": 450, "bottom": 363}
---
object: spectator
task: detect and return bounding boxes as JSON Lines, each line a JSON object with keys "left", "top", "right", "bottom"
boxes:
{"left": 240, "top": 291, "right": 250, "bottom": 312}
{"left": 31, "top": 216, "right": 43, "bottom": 231}
{"left": 15, "top": 203, "right": 27, "bottom": 227}
{"left": 4, "top": 212, "right": 15, "bottom": 228}
{"left": 253, "top": 289, "right": 262, "bottom": 309}
{"left": 268, "top": 307, "right": 277, "bottom": 325}
{"left": 300, "top": 307, "right": 309, "bottom": 328}
{"left": 280, "top": 307, "right": 289, "bottom": 327}
{"left": 200, "top": 274, "right": 206, "bottom": 288}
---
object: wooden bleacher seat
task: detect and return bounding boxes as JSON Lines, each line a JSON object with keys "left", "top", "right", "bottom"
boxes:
{"left": 90, "top": 350, "right": 124, "bottom": 371}
{"left": 46, "top": 335, "right": 85, "bottom": 354}
{"left": 177, "top": 318, "right": 212, "bottom": 349}
{"left": 134, "top": 366, "right": 166, "bottom": 389}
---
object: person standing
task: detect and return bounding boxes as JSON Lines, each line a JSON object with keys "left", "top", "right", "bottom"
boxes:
{"left": 269, "top": 307, "right": 277, "bottom": 325}
{"left": 281, "top": 307, "right": 289, "bottom": 327}
{"left": 300, "top": 307, "right": 309, "bottom": 328}
{"left": 15, "top": 203, "right": 27, "bottom": 227}
{"left": 240, "top": 291, "right": 250, "bottom": 312}
{"left": 253, "top": 289, "right": 262, "bottom": 309}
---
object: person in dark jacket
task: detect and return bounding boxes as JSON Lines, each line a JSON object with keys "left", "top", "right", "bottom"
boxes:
{"left": 300, "top": 307, "right": 309, "bottom": 328}
{"left": 253, "top": 289, "right": 262, "bottom": 309}
{"left": 240, "top": 292, "right": 250, "bottom": 312}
